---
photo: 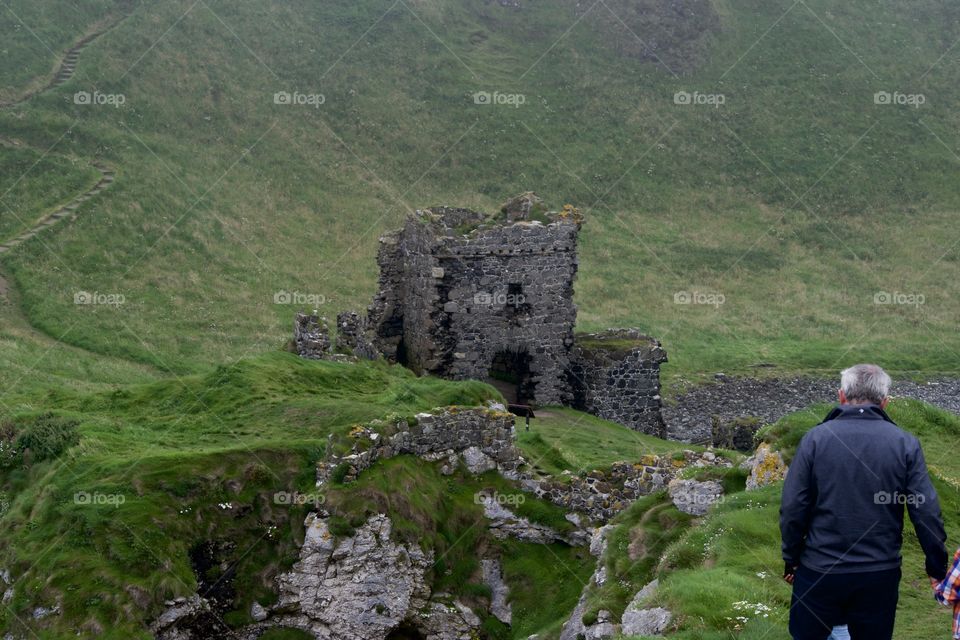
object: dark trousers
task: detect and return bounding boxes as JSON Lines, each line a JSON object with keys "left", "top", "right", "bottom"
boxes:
{"left": 789, "top": 565, "right": 901, "bottom": 640}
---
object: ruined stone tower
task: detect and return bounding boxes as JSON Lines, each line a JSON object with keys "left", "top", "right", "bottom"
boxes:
{"left": 367, "top": 194, "right": 580, "bottom": 405}
{"left": 297, "top": 193, "right": 669, "bottom": 436}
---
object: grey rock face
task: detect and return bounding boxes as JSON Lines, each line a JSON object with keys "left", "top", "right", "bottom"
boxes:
{"left": 150, "top": 595, "right": 215, "bottom": 640}
{"left": 560, "top": 526, "right": 616, "bottom": 640}
{"left": 317, "top": 407, "right": 522, "bottom": 486}
{"left": 621, "top": 607, "right": 672, "bottom": 637}
{"left": 621, "top": 579, "right": 672, "bottom": 636}
{"left": 482, "top": 559, "right": 512, "bottom": 625}
{"left": 667, "top": 478, "right": 724, "bottom": 516}
{"left": 480, "top": 494, "right": 584, "bottom": 545}
{"left": 415, "top": 600, "right": 482, "bottom": 640}
{"left": 249, "top": 602, "right": 268, "bottom": 622}
{"left": 274, "top": 513, "right": 432, "bottom": 639}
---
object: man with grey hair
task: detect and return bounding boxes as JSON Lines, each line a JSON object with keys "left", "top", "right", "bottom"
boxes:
{"left": 781, "top": 363, "right": 947, "bottom": 640}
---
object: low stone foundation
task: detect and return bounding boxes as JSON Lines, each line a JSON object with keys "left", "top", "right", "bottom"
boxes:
{"left": 317, "top": 406, "right": 522, "bottom": 486}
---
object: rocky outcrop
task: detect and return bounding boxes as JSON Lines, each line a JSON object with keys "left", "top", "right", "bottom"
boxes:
{"left": 525, "top": 450, "right": 731, "bottom": 523}
{"left": 482, "top": 559, "right": 512, "bottom": 625}
{"left": 743, "top": 443, "right": 789, "bottom": 490}
{"left": 667, "top": 478, "right": 724, "bottom": 516}
{"left": 621, "top": 580, "right": 672, "bottom": 637}
{"left": 559, "top": 526, "right": 615, "bottom": 640}
{"left": 480, "top": 493, "right": 590, "bottom": 546}
{"left": 273, "top": 513, "right": 434, "bottom": 639}
{"left": 150, "top": 595, "right": 229, "bottom": 640}
{"left": 1, "top": 568, "right": 12, "bottom": 606}
{"left": 415, "top": 600, "right": 482, "bottom": 640}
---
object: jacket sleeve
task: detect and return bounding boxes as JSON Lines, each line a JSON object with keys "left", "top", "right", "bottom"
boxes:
{"left": 780, "top": 435, "right": 816, "bottom": 567}
{"left": 905, "top": 439, "right": 948, "bottom": 580}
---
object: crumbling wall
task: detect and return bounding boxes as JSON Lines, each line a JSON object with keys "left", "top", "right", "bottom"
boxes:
{"left": 317, "top": 406, "right": 522, "bottom": 486}
{"left": 571, "top": 329, "right": 668, "bottom": 437}
{"left": 302, "top": 193, "right": 669, "bottom": 434}
{"left": 366, "top": 200, "right": 581, "bottom": 405}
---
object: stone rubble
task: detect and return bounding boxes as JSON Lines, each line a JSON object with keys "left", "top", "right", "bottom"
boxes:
{"left": 559, "top": 526, "right": 616, "bottom": 640}
{"left": 667, "top": 478, "right": 725, "bottom": 516}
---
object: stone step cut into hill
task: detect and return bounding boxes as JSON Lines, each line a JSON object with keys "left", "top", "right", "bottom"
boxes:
{"left": 296, "top": 193, "right": 669, "bottom": 435}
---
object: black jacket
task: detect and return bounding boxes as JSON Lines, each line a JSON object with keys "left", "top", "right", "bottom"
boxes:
{"left": 780, "top": 404, "right": 948, "bottom": 579}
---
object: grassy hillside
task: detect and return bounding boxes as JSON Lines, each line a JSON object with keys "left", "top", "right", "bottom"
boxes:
{"left": 0, "top": 0, "right": 960, "bottom": 383}
{"left": 0, "top": 354, "right": 502, "bottom": 637}
{"left": 599, "top": 399, "right": 960, "bottom": 639}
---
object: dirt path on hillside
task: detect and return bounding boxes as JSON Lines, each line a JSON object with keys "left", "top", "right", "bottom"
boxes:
{"left": 0, "top": 4, "right": 155, "bottom": 378}
{"left": 0, "top": 1, "right": 135, "bottom": 108}
{"left": 0, "top": 0, "right": 132, "bottom": 253}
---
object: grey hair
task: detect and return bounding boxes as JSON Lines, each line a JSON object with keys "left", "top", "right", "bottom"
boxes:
{"left": 840, "top": 364, "right": 892, "bottom": 404}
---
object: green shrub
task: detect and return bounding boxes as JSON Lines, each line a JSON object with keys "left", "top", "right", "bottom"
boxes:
{"left": 10, "top": 413, "right": 80, "bottom": 466}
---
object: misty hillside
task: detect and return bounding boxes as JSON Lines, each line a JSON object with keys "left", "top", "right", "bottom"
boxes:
{"left": 0, "top": 0, "right": 959, "bottom": 391}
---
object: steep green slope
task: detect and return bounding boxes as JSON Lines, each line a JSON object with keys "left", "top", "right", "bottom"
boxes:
{"left": 0, "top": 354, "right": 502, "bottom": 637}
{"left": 605, "top": 399, "right": 960, "bottom": 639}
{"left": 1, "top": 0, "right": 960, "bottom": 381}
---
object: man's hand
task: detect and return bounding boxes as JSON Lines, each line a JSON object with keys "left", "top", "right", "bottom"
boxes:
{"left": 931, "top": 577, "right": 941, "bottom": 590}
{"left": 784, "top": 563, "right": 797, "bottom": 585}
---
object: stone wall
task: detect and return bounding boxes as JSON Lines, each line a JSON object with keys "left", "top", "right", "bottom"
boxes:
{"left": 367, "top": 200, "right": 581, "bottom": 405}
{"left": 319, "top": 404, "right": 733, "bottom": 524}
{"left": 293, "top": 312, "right": 330, "bottom": 360}
{"left": 571, "top": 329, "right": 668, "bottom": 436}
{"left": 317, "top": 406, "right": 522, "bottom": 486}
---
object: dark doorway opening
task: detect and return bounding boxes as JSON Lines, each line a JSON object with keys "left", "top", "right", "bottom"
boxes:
{"left": 386, "top": 621, "right": 425, "bottom": 640}
{"left": 488, "top": 348, "right": 535, "bottom": 405}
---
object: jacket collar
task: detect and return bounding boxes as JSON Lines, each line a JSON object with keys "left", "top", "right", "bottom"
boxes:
{"left": 820, "top": 403, "right": 897, "bottom": 425}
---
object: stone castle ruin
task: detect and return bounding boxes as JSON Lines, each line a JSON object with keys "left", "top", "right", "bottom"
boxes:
{"left": 294, "top": 193, "right": 668, "bottom": 436}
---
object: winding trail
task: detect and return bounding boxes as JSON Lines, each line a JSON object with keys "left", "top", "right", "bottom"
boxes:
{"left": 0, "top": 3, "right": 133, "bottom": 265}
{"left": 0, "top": 139, "right": 115, "bottom": 255}
{"left": 0, "top": 1, "right": 134, "bottom": 108}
